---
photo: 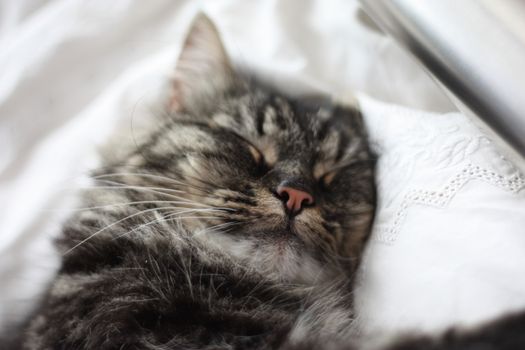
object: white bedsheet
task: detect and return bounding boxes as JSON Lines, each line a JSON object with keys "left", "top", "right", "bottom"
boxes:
{"left": 3, "top": 0, "right": 520, "bottom": 336}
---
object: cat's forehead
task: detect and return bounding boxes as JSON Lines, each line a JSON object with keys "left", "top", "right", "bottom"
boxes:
{"left": 211, "top": 91, "right": 362, "bottom": 166}
{"left": 215, "top": 90, "right": 351, "bottom": 136}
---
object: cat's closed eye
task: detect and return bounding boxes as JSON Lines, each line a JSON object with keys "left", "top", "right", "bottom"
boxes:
{"left": 240, "top": 138, "right": 271, "bottom": 176}
{"left": 319, "top": 170, "right": 338, "bottom": 187}
{"left": 247, "top": 143, "right": 265, "bottom": 167}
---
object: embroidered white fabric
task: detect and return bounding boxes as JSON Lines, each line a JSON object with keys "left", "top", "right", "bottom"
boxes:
{"left": 354, "top": 94, "right": 525, "bottom": 334}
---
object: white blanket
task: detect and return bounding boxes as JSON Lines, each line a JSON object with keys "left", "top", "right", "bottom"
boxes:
{"left": 2, "top": 0, "right": 524, "bottom": 336}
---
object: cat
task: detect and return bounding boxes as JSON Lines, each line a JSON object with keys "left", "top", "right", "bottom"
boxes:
{"left": 9, "top": 14, "right": 376, "bottom": 349}
{"left": 6, "top": 13, "right": 525, "bottom": 350}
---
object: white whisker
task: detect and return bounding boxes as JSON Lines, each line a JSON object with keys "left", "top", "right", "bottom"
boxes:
{"left": 93, "top": 172, "right": 213, "bottom": 193}
{"left": 93, "top": 172, "right": 193, "bottom": 187}
{"left": 54, "top": 200, "right": 221, "bottom": 212}
{"left": 62, "top": 206, "right": 191, "bottom": 255}
{"left": 88, "top": 180, "right": 227, "bottom": 208}
{"left": 79, "top": 184, "right": 222, "bottom": 207}
{"left": 93, "top": 180, "right": 186, "bottom": 195}
{"left": 114, "top": 212, "right": 224, "bottom": 240}
{"left": 75, "top": 185, "right": 188, "bottom": 201}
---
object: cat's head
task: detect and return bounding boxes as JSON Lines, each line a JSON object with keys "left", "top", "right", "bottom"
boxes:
{"left": 102, "top": 15, "right": 375, "bottom": 284}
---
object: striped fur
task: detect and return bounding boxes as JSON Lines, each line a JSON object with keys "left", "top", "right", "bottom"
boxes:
{"left": 12, "top": 14, "right": 375, "bottom": 350}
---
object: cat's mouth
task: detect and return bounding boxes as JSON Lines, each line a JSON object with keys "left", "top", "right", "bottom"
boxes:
{"left": 215, "top": 212, "right": 301, "bottom": 242}
{"left": 286, "top": 218, "right": 302, "bottom": 236}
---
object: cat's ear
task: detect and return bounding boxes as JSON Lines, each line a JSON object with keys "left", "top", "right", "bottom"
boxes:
{"left": 170, "top": 13, "right": 233, "bottom": 112}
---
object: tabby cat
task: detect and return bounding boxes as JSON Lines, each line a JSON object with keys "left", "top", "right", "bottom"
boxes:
{"left": 7, "top": 13, "right": 525, "bottom": 350}
{"left": 10, "top": 14, "right": 374, "bottom": 349}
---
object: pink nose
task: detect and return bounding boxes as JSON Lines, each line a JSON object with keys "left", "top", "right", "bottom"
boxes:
{"left": 276, "top": 185, "right": 314, "bottom": 215}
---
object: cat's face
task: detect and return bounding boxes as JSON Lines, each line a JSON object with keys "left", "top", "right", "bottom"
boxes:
{"left": 102, "top": 15, "right": 375, "bottom": 284}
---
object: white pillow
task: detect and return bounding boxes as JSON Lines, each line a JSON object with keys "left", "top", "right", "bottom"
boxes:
{"left": 353, "top": 94, "right": 525, "bottom": 335}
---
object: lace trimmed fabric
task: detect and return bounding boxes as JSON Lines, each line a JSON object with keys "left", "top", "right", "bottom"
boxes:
{"left": 377, "top": 163, "right": 525, "bottom": 244}
{"left": 354, "top": 94, "right": 525, "bottom": 335}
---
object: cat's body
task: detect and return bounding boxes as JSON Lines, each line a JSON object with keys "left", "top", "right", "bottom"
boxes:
{"left": 8, "top": 14, "right": 525, "bottom": 350}
{"left": 19, "top": 93, "right": 370, "bottom": 349}
{"left": 22, "top": 220, "right": 354, "bottom": 349}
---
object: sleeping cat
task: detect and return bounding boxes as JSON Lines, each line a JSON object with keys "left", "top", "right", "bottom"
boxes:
{"left": 7, "top": 13, "right": 525, "bottom": 350}
{"left": 10, "top": 14, "right": 375, "bottom": 349}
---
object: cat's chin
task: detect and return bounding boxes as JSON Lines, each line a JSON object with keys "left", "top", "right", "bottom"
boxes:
{"left": 193, "top": 229, "right": 339, "bottom": 285}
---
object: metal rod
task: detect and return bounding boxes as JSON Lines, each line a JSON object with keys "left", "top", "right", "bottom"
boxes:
{"left": 359, "top": 0, "right": 525, "bottom": 158}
